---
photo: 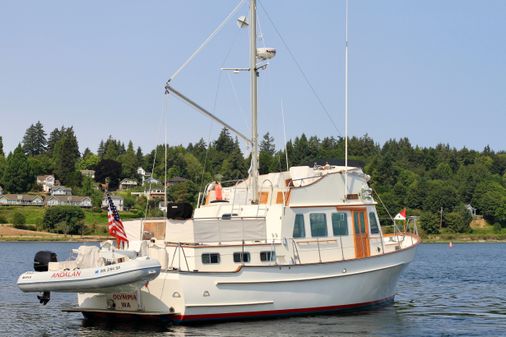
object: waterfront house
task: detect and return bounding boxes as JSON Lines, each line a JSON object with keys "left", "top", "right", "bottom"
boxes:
{"left": 145, "top": 177, "right": 161, "bottom": 185}
{"left": 80, "top": 169, "right": 95, "bottom": 179}
{"left": 119, "top": 178, "right": 138, "bottom": 190}
{"left": 50, "top": 186, "right": 72, "bottom": 196}
{"left": 466, "top": 204, "right": 477, "bottom": 217}
{"left": 36, "top": 175, "right": 56, "bottom": 193}
{"left": 102, "top": 195, "right": 124, "bottom": 211}
{"left": 167, "top": 176, "right": 188, "bottom": 187}
{"left": 46, "top": 196, "right": 92, "bottom": 208}
{"left": 0, "top": 194, "right": 44, "bottom": 206}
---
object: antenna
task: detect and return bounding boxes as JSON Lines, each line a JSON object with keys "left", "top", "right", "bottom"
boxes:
{"left": 281, "top": 99, "right": 289, "bottom": 171}
{"left": 164, "top": 97, "right": 168, "bottom": 217}
{"left": 344, "top": 0, "right": 349, "bottom": 201}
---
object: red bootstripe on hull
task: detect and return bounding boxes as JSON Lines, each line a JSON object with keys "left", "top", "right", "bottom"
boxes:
{"left": 176, "top": 296, "right": 395, "bottom": 322}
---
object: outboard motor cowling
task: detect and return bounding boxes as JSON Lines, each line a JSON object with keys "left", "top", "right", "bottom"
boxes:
{"left": 166, "top": 203, "right": 193, "bottom": 220}
{"left": 34, "top": 251, "right": 57, "bottom": 272}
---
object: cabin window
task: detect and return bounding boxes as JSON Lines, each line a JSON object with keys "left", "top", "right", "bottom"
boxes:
{"left": 201, "top": 253, "right": 220, "bottom": 264}
{"left": 332, "top": 212, "right": 348, "bottom": 236}
{"left": 310, "top": 213, "right": 328, "bottom": 237}
{"left": 293, "top": 214, "right": 306, "bottom": 238}
{"left": 369, "top": 212, "right": 380, "bottom": 234}
{"left": 233, "top": 252, "right": 251, "bottom": 263}
{"left": 260, "top": 251, "right": 276, "bottom": 262}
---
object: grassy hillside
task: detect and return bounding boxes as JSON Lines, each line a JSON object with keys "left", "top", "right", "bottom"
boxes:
{"left": 0, "top": 206, "right": 140, "bottom": 227}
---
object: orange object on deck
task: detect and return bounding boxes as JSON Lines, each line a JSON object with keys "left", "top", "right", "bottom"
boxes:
{"left": 215, "top": 183, "right": 223, "bottom": 200}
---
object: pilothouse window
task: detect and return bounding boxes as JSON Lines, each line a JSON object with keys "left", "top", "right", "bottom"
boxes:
{"left": 233, "top": 252, "right": 250, "bottom": 263}
{"left": 202, "top": 253, "right": 220, "bottom": 264}
{"left": 293, "top": 214, "right": 305, "bottom": 238}
{"left": 369, "top": 212, "right": 380, "bottom": 234}
{"left": 310, "top": 213, "right": 328, "bottom": 237}
{"left": 332, "top": 212, "right": 348, "bottom": 236}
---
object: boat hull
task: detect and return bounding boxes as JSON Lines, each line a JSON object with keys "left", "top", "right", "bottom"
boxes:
{"left": 17, "top": 257, "right": 161, "bottom": 293}
{"left": 75, "top": 244, "right": 416, "bottom": 323}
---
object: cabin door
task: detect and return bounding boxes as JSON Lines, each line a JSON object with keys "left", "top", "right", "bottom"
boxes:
{"left": 353, "top": 210, "right": 370, "bottom": 258}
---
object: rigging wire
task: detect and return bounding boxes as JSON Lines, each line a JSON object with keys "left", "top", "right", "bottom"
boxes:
{"left": 257, "top": 9, "right": 267, "bottom": 48}
{"left": 281, "top": 99, "right": 289, "bottom": 171}
{"left": 226, "top": 72, "right": 248, "bottom": 134}
{"left": 257, "top": 0, "right": 342, "bottom": 137}
{"left": 143, "top": 100, "right": 166, "bottom": 220}
{"left": 169, "top": 0, "right": 246, "bottom": 82}
{"left": 372, "top": 187, "right": 402, "bottom": 233}
{"left": 198, "top": 30, "right": 242, "bottom": 195}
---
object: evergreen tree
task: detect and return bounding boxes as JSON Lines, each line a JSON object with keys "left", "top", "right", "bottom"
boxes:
{"left": 101, "top": 136, "right": 124, "bottom": 160}
{"left": 260, "top": 133, "right": 275, "bottom": 154}
{"left": 119, "top": 141, "right": 137, "bottom": 178}
{"left": 214, "top": 128, "right": 235, "bottom": 153}
{"left": 47, "top": 127, "right": 64, "bottom": 155}
{"left": 2, "top": 145, "right": 34, "bottom": 193}
{"left": 28, "top": 155, "right": 53, "bottom": 177}
{"left": 187, "top": 138, "right": 207, "bottom": 164}
{"left": 0, "top": 154, "right": 6, "bottom": 187}
{"left": 77, "top": 148, "right": 99, "bottom": 170}
{"left": 53, "top": 127, "right": 81, "bottom": 186}
{"left": 97, "top": 140, "right": 105, "bottom": 159}
{"left": 95, "top": 159, "right": 122, "bottom": 190}
{"left": 0, "top": 136, "right": 4, "bottom": 185}
{"left": 259, "top": 133, "right": 275, "bottom": 174}
{"left": 135, "top": 146, "right": 144, "bottom": 169}
{"left": 22, "top": 121, "right": 47, "bottom": 155}
{"left": 291, "top": 134, "right": 311, "bottom": 165}
{"left": 220, "top": 147, "right": 246, "bottom": 180}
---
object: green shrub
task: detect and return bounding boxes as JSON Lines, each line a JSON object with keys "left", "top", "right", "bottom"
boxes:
{"left": 43, "top": 206, "right": 85, "bottom": 234}
{"left": 493, "top": 223, "right": 502, "bottom": 233}
{"left": 445, "top": 204, "right": 472, "bottom": 233}
{"left": 12, "top": 212, "right": 26, "bottom": 228}
{"left": 0, "top": 215, "right": 7, "bottom": 224}
{"left": 419, "top": 212, "right": 440, "bottom": 234}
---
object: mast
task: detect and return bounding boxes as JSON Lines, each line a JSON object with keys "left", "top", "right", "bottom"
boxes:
{"left": 344, "top": 0, "right": 349, "bottom": 200}
{"left": 164, "top": 111, "right": 168, "bottom": 216}
{"left": 250, "top": 0, "right": 259, "bottom": 203}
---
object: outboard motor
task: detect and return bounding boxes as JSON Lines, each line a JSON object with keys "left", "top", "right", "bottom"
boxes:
{"left": 166, "top": 203, "right": 193, "bottom": 220}
{"left": 34, "top": 251, "right": 57, "bottom": 272}
{"left": 33, "top": 251, "right": 57, "bottom": 305}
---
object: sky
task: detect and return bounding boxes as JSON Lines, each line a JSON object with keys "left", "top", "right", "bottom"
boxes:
{"left": 1, "top": 0, "right": 505, "bottom": 155}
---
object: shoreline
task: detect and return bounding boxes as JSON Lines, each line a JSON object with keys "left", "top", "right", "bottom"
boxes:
{"left": 0, "top": 235, "right": 108, "bottom": 242}
{"left": 1, "top": 235, "right": 505, "bottom": 244}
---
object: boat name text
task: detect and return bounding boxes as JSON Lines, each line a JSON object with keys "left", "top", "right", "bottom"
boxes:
{"left": 51, "top": 270, "right": 81, "bottom": 278}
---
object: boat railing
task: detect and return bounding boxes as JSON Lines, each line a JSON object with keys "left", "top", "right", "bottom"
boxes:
{"left": 381, "top": 216, "right": 419, "bottom": 247}
{"left": 169, "top": 243, "right": 191, "bottom": 272}
{"left": 289, "top": 175, "right": 325, "bottom": 188}
{"left": 164, "top": 233, "right": 414, "bottom": 272}
{"left": 255, "top": 179, "right": 274, "bottom": 217}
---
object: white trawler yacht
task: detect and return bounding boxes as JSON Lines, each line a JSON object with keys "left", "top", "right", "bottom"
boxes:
{"left": 18, "top": 0, "right": 419, "bottom": 323}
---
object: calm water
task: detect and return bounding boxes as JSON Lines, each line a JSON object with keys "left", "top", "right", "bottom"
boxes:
{"left": 1, "top": 242, "right": 505, "bottom": 337}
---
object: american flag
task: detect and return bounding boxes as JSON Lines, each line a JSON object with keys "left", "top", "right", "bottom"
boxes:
{"left": 106, "top": 192, "right": 128, "bottom": 246}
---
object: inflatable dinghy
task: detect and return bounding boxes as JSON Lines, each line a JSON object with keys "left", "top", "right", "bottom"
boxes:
{"left": 17, "top": 246, "right": 161, "bottom": 295}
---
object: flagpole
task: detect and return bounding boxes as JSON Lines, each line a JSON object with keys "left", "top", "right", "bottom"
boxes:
{"left": 344, "top": 0, "right": 349, "bottom": 201}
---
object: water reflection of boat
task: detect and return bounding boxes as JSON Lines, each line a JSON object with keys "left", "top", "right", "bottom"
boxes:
{"left": 18, "top": 0, "right": 420, "bottom": 323}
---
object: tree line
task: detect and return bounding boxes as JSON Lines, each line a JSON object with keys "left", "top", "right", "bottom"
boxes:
{"left": 1, "top": 121, "right": 505, "bottom": 234}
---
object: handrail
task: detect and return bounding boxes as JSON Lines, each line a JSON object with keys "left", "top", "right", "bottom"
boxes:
{"left": 164, "top": 233, "right": 416, "bottom": 271}
{"left": 169, "top": 243, "right": 191, "bottom": 272}
{"left": 194, "top": 216, "right": 266, "bottom": 221}
{"left": 290, "top": 238, "right": 301, "bottom": 264}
